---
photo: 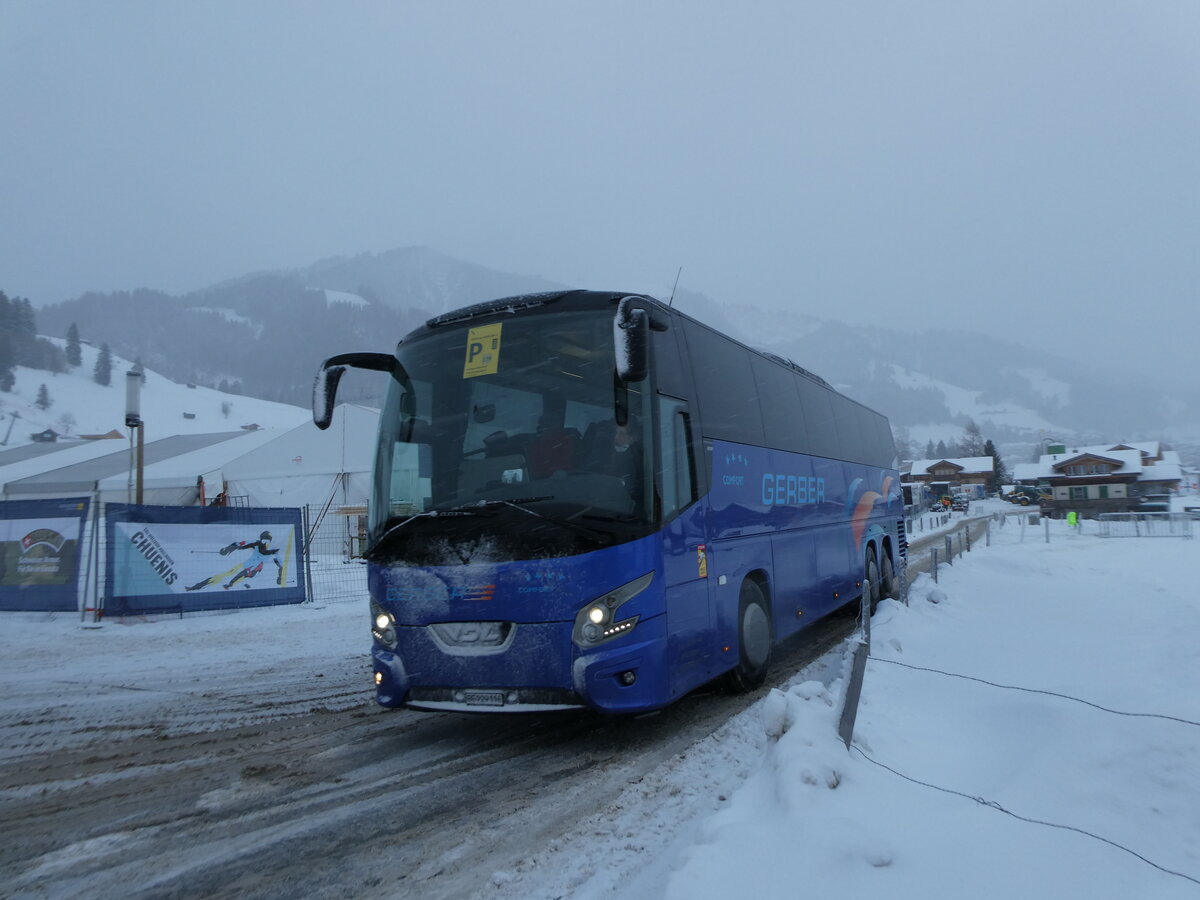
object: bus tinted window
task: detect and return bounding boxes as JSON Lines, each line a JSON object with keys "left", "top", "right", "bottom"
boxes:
{"left": 794, "top": 374, "right": 840, "bottom": 459}
{"left": 877, "top": 417, "right": 898, "bottom": 467}
{"left": 751, "top": 355, "right": 806, "bottom": 453}
{"left": 831, "top": 395, "right": 864, "bottom": 463}
{"left": 653, "top": 327, "right": 689, "bottom": 399}
{"left": 683, "top": 322, "right": 765, "bottom": 446}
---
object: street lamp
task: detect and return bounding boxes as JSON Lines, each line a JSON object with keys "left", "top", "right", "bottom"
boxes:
{"left": 125, "top": 369, "right": 144, "bottom": 504}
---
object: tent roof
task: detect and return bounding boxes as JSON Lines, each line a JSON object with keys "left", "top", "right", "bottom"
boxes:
{"left": 222, "top": 404, "right": 379, "bottom": 480}
{"left": 3, "top": 431, "right": 251, "bottom": 496}
{"left": 93, "top": 427, "right": 286, "bottom": 491}
{"left": 1, "top": 438, "right": 142, "bottom": 493}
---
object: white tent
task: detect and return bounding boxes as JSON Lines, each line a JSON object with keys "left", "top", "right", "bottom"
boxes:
{"left": 221, "top": 405, "right": 379, "bottom": 544}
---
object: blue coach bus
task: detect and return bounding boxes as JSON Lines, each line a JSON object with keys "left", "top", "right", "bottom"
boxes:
{"left": 314, "top": 291, "right": 904, "bottom": 713}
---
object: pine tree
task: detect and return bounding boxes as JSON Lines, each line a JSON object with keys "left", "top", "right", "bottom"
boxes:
{"left": 35, "top": 384, "right": 51, "bottom": 410}
{"left": 924, "top": 439, "right": 935, "bottom": 458}
{"left": 66, "top": 323, "right": 82, "bottom": 367}
{"left": 0, "top": 332, "right": 14, "bottom": 392}
{"left": 984, "top": 439, "right": 1009, "bottom": 493}
{"left": 935, "top": 439, "right": 948, "bottom": 457}
{"left": 960, "top": 419, "right": 986, "bottom": 457}
{"left": 11, "top": 297, "right": 37, "bottom": 365}
{"left": 93, "top": 343, "right": 113, "bottom": 386}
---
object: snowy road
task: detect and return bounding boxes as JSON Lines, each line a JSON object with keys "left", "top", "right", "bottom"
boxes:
{"left": 0, "top": 597, "right": 855, "bottom": 900}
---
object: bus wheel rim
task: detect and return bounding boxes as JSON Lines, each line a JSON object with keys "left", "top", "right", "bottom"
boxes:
{"left": 743, "top": 601, "right": 770, "bottom": 668}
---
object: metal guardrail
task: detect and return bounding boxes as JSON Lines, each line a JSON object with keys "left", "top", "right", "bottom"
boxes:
{"left": 1096, "top": 512, "right": 1194, "bottom": 539}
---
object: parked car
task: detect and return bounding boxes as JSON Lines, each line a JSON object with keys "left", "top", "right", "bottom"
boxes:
{"left": 951, "top": 497, "right": 969, "bottom": 512}
{"left": 1137, "top": 494, "right": 1171, "bottom": 513}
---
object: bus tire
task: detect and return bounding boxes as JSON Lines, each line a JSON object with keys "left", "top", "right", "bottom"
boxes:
{"left": 880, "top": 551, "right": 897, "bottom": 601}
{"left": 865, "top": 549, "right": 882, "bottom": 614}
{"left": 724, "top": 578, "right": 773, "bottom": 693}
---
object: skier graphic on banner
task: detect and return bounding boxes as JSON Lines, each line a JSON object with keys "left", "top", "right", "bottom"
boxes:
{"left": 185, "top": 531, "right": 282, "bottom": 591}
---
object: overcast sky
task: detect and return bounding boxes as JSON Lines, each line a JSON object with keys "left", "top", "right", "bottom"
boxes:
{"left": 2, "top": 1, "right": 1198, "bottom": 382}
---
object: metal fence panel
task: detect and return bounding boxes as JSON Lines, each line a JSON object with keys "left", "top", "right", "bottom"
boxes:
{"left": 1096, "top": 512, "right": 1194, "bottom": 539}
{"left": 303, "top": 503, "right": 369, "bottom": 605}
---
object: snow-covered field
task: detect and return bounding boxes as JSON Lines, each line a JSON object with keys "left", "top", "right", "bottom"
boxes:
{"left": 2, "top": 509, "right": 1198, "bottom": 898}
{"left": 0, "top": 340, "right": 308, "bottom": 446}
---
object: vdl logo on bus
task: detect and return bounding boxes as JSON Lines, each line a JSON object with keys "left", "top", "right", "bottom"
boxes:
{"left": 761, "top": 474, "right": 825, "bottom": 506}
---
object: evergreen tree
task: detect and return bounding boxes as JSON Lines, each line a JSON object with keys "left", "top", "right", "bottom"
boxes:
{"left": 35, "top": 384, "right": 51, "bottom": 410}
{"left": 984, "top": 439, "right": 1009, "bottom": 493}
{"left": 935, "top": 439, "right": 948, "bottom": 457}
{"left": 93, "top": 343, "right": 113, "bottom": 386}
{"left": 960, "top": 419, "right": 986, "bottom": 457}
{"left": 0, "top": 332, "right": 14, "bottom": 392}
{"left": 66, "top": 323, "right": 82, "bottom": 367}
{"left": 9, "top": 297, "right": 37, "bottom": 366}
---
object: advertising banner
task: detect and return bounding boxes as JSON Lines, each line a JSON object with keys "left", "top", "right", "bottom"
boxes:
{"left": 0, "top": 497, "right": 92, "bottom": 612}
{"left": 105, "top": 505, "right": 306, "bottom": 615}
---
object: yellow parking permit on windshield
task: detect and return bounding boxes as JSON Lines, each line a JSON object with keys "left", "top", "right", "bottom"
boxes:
{"left": 463, "top": 323, "right": 502, "bottom": 378}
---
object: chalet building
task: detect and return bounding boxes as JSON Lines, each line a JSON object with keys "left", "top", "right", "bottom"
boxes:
{"left": 904, "top": 457, "right": 994, "bottom": 496}
{"left": 1011, "top": 441, "right": 1183, "bottom": 517}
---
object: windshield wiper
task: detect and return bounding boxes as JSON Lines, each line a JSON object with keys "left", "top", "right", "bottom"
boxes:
{"left": 371, "top": 504, "right": 501, "bottom": 550}
{"left": 453, "top": 497, "right": 615, "bottom": 543}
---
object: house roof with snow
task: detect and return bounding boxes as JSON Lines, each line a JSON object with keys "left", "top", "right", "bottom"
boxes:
{"left": 906, "top": 457, "right": 994, "bottom": 477}
{"left": 1011, "top": 443, "right": 1181, "bottom": 486}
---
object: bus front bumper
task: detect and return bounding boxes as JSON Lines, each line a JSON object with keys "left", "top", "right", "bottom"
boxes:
{"left": 371, "top": 616, "right": 669, "bottom": 714}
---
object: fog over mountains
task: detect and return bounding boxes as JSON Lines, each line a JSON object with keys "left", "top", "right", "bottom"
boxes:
{"left": 34, "top": 247, "right": 1200, "bottom": 466}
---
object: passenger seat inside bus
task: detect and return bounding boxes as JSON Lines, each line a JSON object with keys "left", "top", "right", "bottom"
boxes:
{"left": 526, "top": 423, "right": 579, "bottom": 479}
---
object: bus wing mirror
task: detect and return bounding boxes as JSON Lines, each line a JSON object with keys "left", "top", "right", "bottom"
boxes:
{"left": 313, "top": 352, "right": 399, "bottom": 430}
{"left": 614, "top": 300, "right": 649, "bottom": 383}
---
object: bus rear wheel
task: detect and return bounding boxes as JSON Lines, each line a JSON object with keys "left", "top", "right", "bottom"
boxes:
{"left": 724, "top": 578, "right": 773, "bottom": 693}
{"left": 880, "top": 551, "right": 897, "bottom": 602}
{"left": 865, "top": 549, "right": 882, "bottom": 614}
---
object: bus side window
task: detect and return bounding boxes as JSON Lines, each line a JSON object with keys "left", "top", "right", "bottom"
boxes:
{"left": 659, "top": 396, "right": 697, "bottom": 519}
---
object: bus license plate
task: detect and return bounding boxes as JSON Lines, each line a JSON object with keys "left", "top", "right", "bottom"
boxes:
{"left": 463, "top": 690, "right": 505, "bottom": 707}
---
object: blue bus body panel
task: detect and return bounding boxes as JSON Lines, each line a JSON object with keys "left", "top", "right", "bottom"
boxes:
{"left": 706, "top": 441, "right": 901, "bottom": 643}
{"left": 368, "top": 441, "right": 901, "bottom": 713}
{"left": 370, "top": 535, "right": 658, "bottom": 625}
{"left": 369, "top": 533, "right": 681, "bottom": 712}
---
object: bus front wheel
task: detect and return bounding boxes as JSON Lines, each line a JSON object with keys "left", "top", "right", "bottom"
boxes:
{"left": 724, "top": 578, "right": 773, "bottom": 693}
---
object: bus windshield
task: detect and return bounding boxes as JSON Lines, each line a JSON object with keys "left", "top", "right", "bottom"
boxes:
{"left": 369, "top": 309, "right": 653, "bottom": 563}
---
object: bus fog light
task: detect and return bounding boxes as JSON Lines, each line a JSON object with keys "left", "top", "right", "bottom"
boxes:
{"left": 374, "top": 672, "right": 383, "bottom": 686}
{"left": 619, "top": 670, "right": 637, "bottom": 686}
{"left": 454, "top": 690, "right": 466, "bottom": 703}
{"left": 506, "top": 691, "right": 519, "bottom": 704}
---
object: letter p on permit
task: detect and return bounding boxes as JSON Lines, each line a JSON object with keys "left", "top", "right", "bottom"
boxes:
{"left": 463, "top": 323, "right": 503, "bottom": 378}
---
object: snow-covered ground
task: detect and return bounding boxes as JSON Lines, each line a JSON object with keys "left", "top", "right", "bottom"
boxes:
{"left": 2, "top": 508, "right": 1198, "bottom": 897}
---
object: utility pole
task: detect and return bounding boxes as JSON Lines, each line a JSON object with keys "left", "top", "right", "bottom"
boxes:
{"left": 125, "top": 370, "right": 144, "bottom": 504}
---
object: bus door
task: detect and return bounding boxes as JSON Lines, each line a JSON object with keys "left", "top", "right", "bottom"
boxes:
{"left": 657, "top": 395, "right": 712, "bottom": 697}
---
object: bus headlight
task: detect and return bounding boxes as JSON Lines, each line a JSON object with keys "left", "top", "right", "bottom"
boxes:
{"left": 371, "top": 599, "right": 398, "bottom": 649}
{"left": 572, "top": 571, "right": 654, "bottom": 648}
